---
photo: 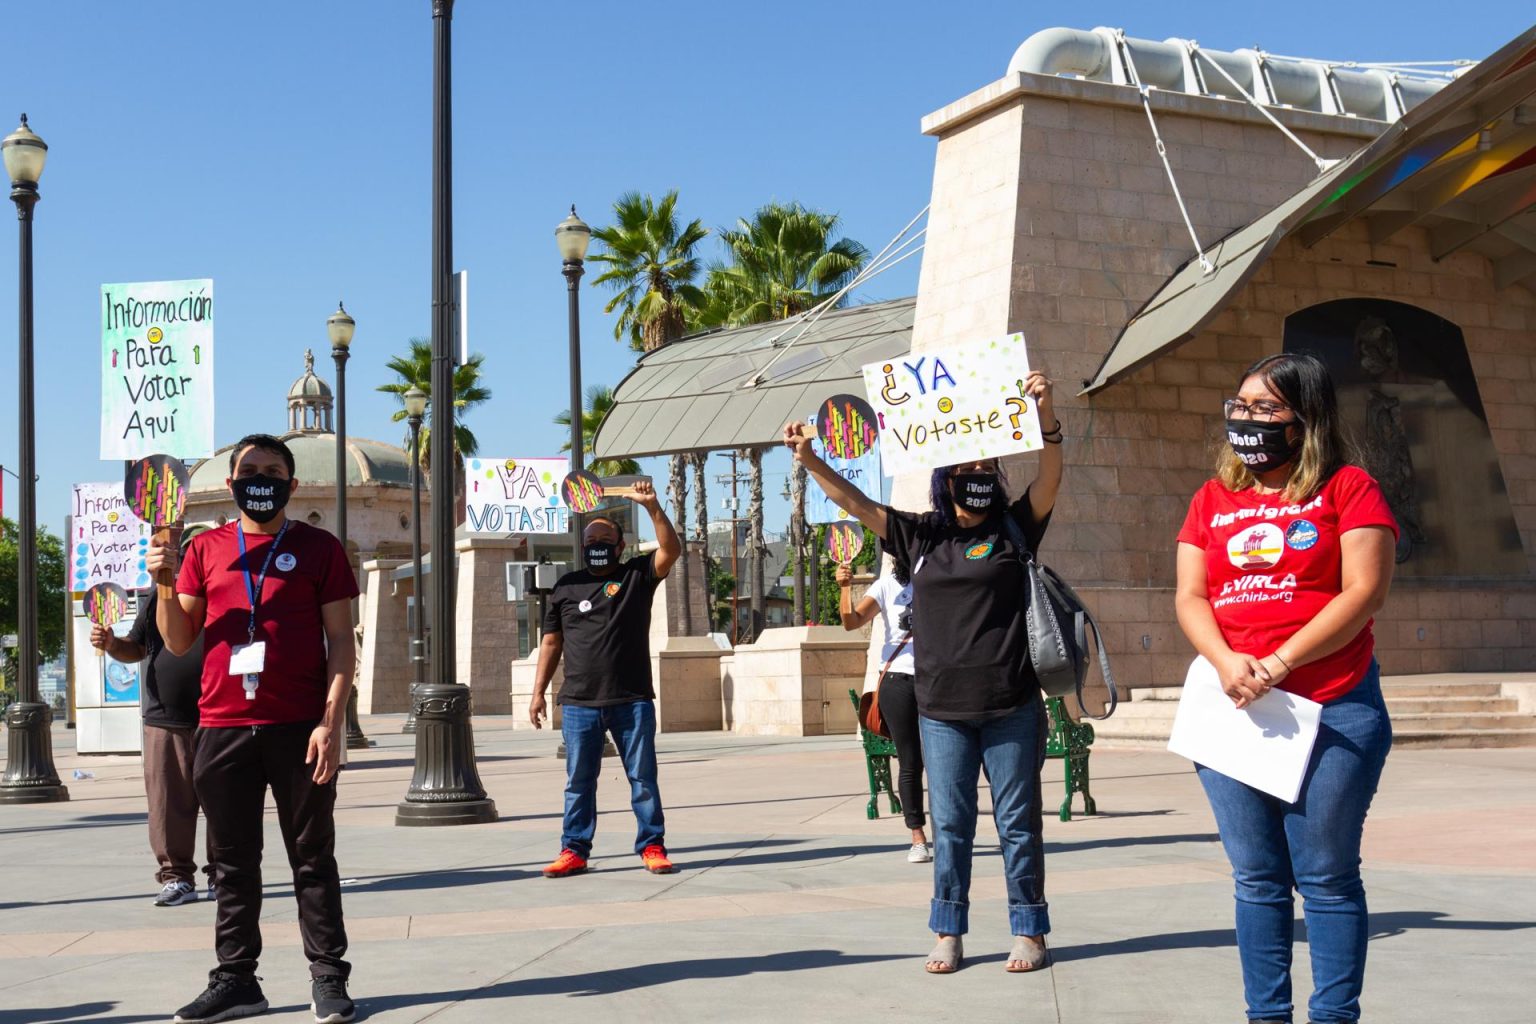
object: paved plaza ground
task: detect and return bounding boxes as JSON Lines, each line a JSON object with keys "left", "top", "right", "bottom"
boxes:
{"left": 1, "top": 714, "right": 1532, "bottom": 1023}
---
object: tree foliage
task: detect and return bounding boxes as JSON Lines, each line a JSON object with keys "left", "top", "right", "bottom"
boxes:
{"left": 554, "top": 385, "right": 643, "bottom": 477}
{"left": 376, "top": 337, "right": 493, "bottom": 470}
{"left": 589, "top": 191, "right": 709, "bottom": 353}
{"left": 0, "top": 517, "right": 67, "bottom": 700}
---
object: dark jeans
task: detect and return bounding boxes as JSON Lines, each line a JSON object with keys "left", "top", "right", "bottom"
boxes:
{"left": 1197, "top": 661, "right": 1391, "bottom": 1024}
{"left": 919, "top": 700, "right": 1049, "bottom": 937}
{"left": 560, "top": 699, "right": 665, "bottom": 858}
{"left": 878, "top": 672, "right": 926, "bottom": 830}
{"left": 193, "top": 722, "right": 349, "bottom": 980}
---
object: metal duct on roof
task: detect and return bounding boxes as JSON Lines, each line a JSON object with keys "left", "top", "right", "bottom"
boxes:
{"left": 1006, "top": 26, "right": 1450, "bottom": 121}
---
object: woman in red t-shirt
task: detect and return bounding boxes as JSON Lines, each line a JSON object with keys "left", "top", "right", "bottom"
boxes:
{"left": 1176, "top": 352, "right": 1397, "bottom": 1024}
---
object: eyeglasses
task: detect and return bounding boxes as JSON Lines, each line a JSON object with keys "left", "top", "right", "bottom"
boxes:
{"left": 1223, "top": 398, "right": 1291, "bottom": 421}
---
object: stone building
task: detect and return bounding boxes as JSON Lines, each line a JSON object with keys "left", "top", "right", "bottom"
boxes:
{"left": 897, "top": 26, "right": 1536, "bottom": 734}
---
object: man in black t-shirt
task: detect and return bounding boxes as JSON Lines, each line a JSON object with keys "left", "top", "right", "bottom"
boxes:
{"left": 529, "top": 480, "right": 681, "bottom": 878}
{"left": 91, "top": 523, "right": 212, "bottom": 907}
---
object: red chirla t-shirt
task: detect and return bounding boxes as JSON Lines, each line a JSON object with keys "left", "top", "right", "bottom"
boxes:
{"left": 177, "top": 520, "right": 358, "bottom": 727}
{"left": 1177, "top": 465, "right": 1399, "bottom": 703}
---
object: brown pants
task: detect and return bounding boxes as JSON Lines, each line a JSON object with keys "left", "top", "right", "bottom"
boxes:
{"left": 143, "top": 724, "right": 208, "bottom": 885}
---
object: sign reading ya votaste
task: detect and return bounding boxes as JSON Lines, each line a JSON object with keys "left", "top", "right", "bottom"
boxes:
{"left": 100, "top": 279, "right": 215, "bottom": 460}
{"left": 861, "top": 333, "right": 1043, "bottom": 475}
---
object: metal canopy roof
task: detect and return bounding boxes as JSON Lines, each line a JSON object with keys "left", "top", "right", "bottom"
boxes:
{"left": 591, "top": 297, "right": 914, "bottom": 459}
{"left": 1084, "top": 26, "right": 1536, "bottom": 394}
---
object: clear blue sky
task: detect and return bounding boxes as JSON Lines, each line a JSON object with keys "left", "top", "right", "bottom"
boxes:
{"left": 0, "top": 1, "right": 1526, "bottom": 539}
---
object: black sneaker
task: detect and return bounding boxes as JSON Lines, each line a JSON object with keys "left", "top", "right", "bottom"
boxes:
{"left": 311, "top": 975, "right": 356, "bottom": 1024}
{"left": 172, "top": 970, "right": 268, "bottom": 1023}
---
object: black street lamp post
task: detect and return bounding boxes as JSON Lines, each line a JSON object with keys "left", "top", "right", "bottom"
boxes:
{"left": 328, "top": 302, "right": 370, "bottom": 750}
{"left": 401, "top": 386, "right": 428, "bottom": 734}
{"left": 396, "top": 0, "right": 496, "bottom": 825}
{"left": 0, "top": 115, "right": 67, "bottom": 805}
{"left": 555, "top": 206, "right": 591, "bottom": 564}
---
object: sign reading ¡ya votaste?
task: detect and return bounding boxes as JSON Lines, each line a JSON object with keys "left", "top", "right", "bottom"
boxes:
{"left": 101, "top": 279, "right": 215, "bottom": 460}
{"left": 860, "top": 333, "right": 1043, "bottom": 475}
{"left": 463, "top": 457, "right": 572, "bottom": 535}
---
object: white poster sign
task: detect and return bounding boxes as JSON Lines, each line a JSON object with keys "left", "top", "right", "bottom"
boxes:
{"left": 861, "top": 333, "right": 1042, "bottom": 476}
{"left": 101, "top": 279, "right": 215, "bottom": 460}
{"left": 70, "top": 482, "right": 151, "bottom": 593}
{"left": 463, "top": 457, "right": 571, "bottom": 534}
{"left": 1167, "top": 656, "right": 1323, "bottom": 803}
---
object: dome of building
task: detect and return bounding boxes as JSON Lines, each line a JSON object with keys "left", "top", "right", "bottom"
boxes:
{"left": 187, "top": 432, "right": 414, "bottom": 493}
{"left": 186, "top": 350, "right": 415, "bottom": 493}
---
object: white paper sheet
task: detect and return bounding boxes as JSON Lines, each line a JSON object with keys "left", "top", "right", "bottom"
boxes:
{"left": 1167, "top": 656, "right": 1323, "bottom": 803}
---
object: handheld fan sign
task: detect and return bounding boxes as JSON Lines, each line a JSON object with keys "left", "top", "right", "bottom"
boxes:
{"left": 560, "top": 471, "right": 651, "bottom": 514}
{"left": 84, "top": 582, "right": 130, "bottom": 658}
{"left": 825, "top": 522, "right": 864, "bottom": 566}
{"left": 124, "top": 454, "right": 190, "bottom": 598}
{"left": 814, "top": 393, "right": 879, "bottom": 461}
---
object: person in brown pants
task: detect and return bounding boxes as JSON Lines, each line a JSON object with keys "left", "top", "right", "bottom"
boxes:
{"left": 92, "top": 524, "right": 212, "bottom": 907}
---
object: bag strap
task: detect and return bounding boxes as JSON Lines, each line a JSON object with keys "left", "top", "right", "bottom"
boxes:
{"left": 876, "top": 633, "right": 912, "bottom": 685}
{"left": 1003, "top": 515, "right": 1120, "bottom": 720}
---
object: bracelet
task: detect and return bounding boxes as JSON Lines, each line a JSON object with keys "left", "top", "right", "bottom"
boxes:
{"left": 1272, "top": 651, "right": 1292, "bottom": 671}
{"left": 1041, "top": 419, "right": 1063, "bottom": 445}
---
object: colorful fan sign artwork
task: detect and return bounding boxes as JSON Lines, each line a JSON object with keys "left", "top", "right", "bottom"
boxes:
{"left": 825, "top": 522, "right": 864, "bottom": 565}
{"left": 84, "top": 582, "right": 131, "bottom": 657}
{"left": 814, "top": 393, "right": 879, "bottom": 461}
{"left": 561, "top": 470, "right": 605, "bottom": 514}
{"left": 124, "top": 454, "right": 189, "bottom": 529}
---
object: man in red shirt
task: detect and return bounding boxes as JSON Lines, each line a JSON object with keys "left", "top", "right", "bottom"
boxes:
{"left": 150, "top": 434, "right": 358, "bottom": 1024}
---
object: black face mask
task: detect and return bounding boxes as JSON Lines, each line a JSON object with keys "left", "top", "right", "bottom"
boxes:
{"left": 584, "top": 541, "right": 619, "bottom": 569}
{"left": 1226, "top": 419, "right": 1301, "bottom": 471}
{"left": 232, "top": 474, "right": 291, "bottom": 524}
{"left": 951, "top": 472, "right": 1001, "bottom": 512}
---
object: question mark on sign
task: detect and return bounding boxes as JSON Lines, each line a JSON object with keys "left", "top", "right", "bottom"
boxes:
{"left": 1005, "top": 397, "right": 1028, "bottom": 440}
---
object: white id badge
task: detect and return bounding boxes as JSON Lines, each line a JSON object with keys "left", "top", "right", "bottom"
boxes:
{"left": 229, "top": 642, "right": 267, "bottom": 675}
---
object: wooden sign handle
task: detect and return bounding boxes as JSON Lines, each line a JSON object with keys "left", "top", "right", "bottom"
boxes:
{"left": 154, "top": 523, "right": 184, "bottom": 600}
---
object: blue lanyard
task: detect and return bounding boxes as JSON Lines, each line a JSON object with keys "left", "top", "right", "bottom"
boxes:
{"left": 237, "top": 520, "right": 290, "bottom": 643}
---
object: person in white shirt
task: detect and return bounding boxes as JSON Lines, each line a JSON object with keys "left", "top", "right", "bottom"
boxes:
{"left": 838, "top": 548, "right": 930, "bottom": 863}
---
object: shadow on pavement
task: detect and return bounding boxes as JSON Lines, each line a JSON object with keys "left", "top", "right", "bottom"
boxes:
{"left": 1052, "top": 911, "right": 1536, "bottom": 964}
{"left": 4, "top": 1003, "right": 306, "bottom": 1024}
{"left": 345, "top": 754, "right": 529, "bottom": 771}
{"left": 0, "top": 812, "right": 147, "bottom": 837}
{"left": 358, "top": 949, "right": 908, "bottom": 1008}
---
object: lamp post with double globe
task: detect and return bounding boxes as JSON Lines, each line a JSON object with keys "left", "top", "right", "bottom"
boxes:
{"left": 0, "top": 115, "right": 67, "bottom": 805}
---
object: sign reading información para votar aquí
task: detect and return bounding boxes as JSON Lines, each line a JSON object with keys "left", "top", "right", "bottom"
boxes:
{"left": 100, "top": 279, "right": 215, "bottom": 460}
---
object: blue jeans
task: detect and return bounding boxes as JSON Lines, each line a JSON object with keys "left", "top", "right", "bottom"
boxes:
{"left": 919, "top": 701, "right": 1049, "bottom": 937}
{"left": 1197, "top": 661, "right": 1392, "bottom": 1024}
{"left": 560, "top": 700, "right": 665, "bottom": 858}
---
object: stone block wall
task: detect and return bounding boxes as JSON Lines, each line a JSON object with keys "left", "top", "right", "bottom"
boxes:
{"left": 722, "top": 626, "right": 868, "bottom": 736}
{"left": 902, "top": 70, "right": 1536, "bottom": 684}
{"left": 454, "top": 537, "right": 520, "bottom": 715}
{"left": 357, "top": 558, "right": 411, "bottom": 713}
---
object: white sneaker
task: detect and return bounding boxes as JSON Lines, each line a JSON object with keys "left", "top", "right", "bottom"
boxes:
{"left": 907, "top": 842, "right": 933, "bottom": 864}
{"left": 153, "top": 880, "right": 199, "bottom": 906}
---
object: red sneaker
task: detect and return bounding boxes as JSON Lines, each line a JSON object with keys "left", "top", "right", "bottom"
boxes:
{"left": 641, "top": 844, "right": 675, "bottom": 874}
{"left": 542, "top": 849, "right": 588, "bottom": 878}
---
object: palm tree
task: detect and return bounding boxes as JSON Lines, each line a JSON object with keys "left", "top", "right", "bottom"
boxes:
{"left": 377, "top": 338, "right": 492, "bottom": 471}
{"left": 694, "top": 202, "right": 869, "bottom": 329}
{"left": 589, "top": 191, "right": 709, "bottom": 353}
{"left": 554, "top": 385, "right": 642, "bottom": 478}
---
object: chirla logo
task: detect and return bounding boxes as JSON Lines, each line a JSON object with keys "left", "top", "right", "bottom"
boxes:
{"left": 964, "top": 542, "right": 994, "bottom": 560}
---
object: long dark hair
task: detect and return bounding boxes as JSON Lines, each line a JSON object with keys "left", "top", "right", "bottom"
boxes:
{"left": 927, "top": 459, "right": 1008, "bottom": 527}
{"left": 879, "top": 536, "right": 911, "bottom": 585}
{"left": 1218, "top": 352, "right": 1350, "bottom": 501}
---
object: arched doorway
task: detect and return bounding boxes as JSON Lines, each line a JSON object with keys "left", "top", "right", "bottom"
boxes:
{"left": 1283, "top": 299, "right": 1522, "bottom": 577}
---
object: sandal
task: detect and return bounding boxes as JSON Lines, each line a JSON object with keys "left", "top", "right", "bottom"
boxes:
{"left": 924, "top": 935, "right": 963, "bottom": 974}
{"left": 1005, "top": 934, "right": 1049, "bottom": 973}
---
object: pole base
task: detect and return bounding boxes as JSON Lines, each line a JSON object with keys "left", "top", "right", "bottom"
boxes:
{"left": 344, "top": 690, "right": 371, "bottom": 749}
{"left": 0, "top": 702, "right": 70, "bottom": 805}
{"left": 395, "top": 797, "right": 498, "bottom": 827}
{"left": 394, "top": 682, "right": 497, "bottom": 827}
{"left": 401, "top": 683, "right": 420, "bottom": 733}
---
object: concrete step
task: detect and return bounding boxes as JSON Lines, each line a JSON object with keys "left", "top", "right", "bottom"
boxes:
{"left": 1381, "top": 681, "right": 1505, "bottom": 698}
{"left": 1386, "top": 712, "right": 1534, "bottom": 731}
{"left": 1391, "top": 729, "right": 1536, "bottom": 749}
{"left": 1384, "top": 697, "right": 1519, "bottom": 714}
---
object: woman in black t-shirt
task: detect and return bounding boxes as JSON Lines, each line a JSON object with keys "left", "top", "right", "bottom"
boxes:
{"left": 783, "top": 370, "right": 1062, "bottom": 975}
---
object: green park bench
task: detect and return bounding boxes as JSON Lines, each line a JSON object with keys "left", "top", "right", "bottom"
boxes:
{"left": 849, "top": 689, "right": 1098, "bottom": 823}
